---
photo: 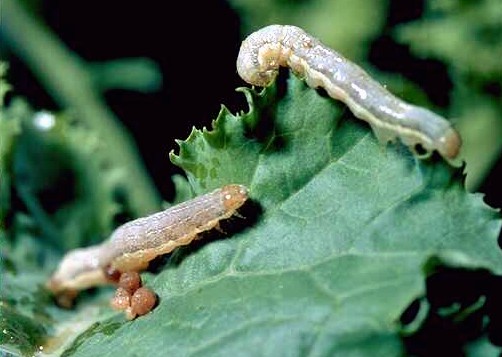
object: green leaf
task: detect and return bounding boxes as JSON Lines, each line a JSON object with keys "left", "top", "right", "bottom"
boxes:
{"left": 465, "top": 336, "right": 502, "bottom": 357}
{"left": 0, "top": 303, "right": 47, "bottom": 356}
{"left": 54, "top": 74, "right": 501, "bottom": 356}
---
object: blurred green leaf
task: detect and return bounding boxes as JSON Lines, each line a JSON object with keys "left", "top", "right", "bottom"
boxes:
{"left": 396, "top": 0, "right": 502, "bottom": 78}
{"left": 0, "top": 303, "right": 47, "bottom": 357}
{"left": 228, "top": 0, "right": 387, "bottom": 60}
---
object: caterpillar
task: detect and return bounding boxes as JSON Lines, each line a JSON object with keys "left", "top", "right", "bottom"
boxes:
{"left": 237, "top": 25, "right": 462, "bottom": 161}
{"left": 47, "top": 184, "right": 249, "bottom": 318}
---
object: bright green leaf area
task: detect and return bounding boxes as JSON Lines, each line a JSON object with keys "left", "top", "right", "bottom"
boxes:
{"left": 2, "top": 74, "right": 501, "bottom": 356}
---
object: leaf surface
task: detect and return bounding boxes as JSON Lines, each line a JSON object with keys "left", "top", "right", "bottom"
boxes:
{"left": 60, "top": 75, "right": 501, "bottom": 356}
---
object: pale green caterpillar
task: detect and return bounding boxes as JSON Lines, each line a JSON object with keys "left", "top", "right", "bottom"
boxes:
{"left": 237, "top": 25, "right": 462, "bottom": 161}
